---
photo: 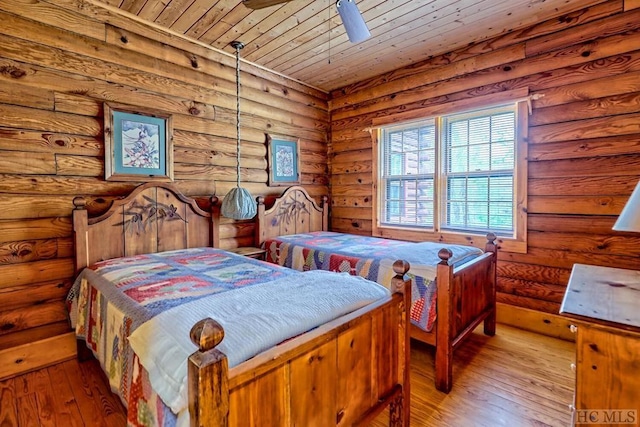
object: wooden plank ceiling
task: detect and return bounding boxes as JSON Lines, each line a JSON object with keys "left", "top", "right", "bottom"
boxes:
{"left": 99, "top": 0, "right": 607, "bottom": 92}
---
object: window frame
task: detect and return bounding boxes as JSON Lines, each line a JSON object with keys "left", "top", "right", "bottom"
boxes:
{"left": 372, "top": 96, "right": 528, "bottom": 253}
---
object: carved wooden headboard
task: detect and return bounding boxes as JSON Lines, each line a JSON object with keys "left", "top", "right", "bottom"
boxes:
{"left": 73, "top": 182, "right": 219, "bottom": 273}
{"left": 255, "top": 185, "right": 328, "bottom": 247}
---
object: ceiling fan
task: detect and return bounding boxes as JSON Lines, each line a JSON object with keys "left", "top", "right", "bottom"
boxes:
{"left": 242, "top": 0, "right": 371, "bottom": 43}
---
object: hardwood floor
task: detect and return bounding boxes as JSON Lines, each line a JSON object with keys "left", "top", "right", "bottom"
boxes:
{"left": 372, "top": 325, "right": 575, "bottom": 426}
{"left": 0, "top": 325, "right": 575, "bottom": 427}
{"left": 0, "top": 357, "right": 126, "bottom": 427}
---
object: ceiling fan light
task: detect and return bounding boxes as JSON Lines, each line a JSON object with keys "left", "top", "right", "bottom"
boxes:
{"left": 336, "top": 0, "right": 370, "bottom": 43}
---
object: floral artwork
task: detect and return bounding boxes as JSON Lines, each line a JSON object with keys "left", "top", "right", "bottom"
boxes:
{"left": 104, "top": 103, "right": 173, "bottom": 182}
{"left": 268, "top": 135, "right": 300, "bottom": 186}
{"left": 121, "top": 121, "right": 161, "bottom": 169}
{"left": 275, "top": 145, "right": 295, "bottom": 177}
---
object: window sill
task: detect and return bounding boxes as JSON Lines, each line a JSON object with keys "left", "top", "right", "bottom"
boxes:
{"left": 373, "top": 226, "right": 526, "bottom": 254}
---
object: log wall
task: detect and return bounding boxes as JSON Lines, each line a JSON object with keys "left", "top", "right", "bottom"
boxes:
{"left": 0, "top": 0, "right": 329, "bottom": 353}
{"left": 328, "top": 0, "right": 640, "bottom": 316}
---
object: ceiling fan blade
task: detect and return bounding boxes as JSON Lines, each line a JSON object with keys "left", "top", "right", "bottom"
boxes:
{"left": 242, "top": 0, "right": 292, "bottom": 9}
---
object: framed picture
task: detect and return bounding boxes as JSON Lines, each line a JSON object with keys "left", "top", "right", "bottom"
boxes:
{"left": 267, "top": 135, "right": 300, "bottom": 186}
{"left": 104, "top": 103, "right": 173, "bottom": 182}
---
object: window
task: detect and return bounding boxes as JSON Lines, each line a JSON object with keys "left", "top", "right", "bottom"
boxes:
{"left": 376, "top": 101, "right": 527, "bottom": 252}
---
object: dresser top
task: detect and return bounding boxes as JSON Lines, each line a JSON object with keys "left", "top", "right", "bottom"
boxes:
{"left": 560, "top": 263, "right": 640, "bottom": 330}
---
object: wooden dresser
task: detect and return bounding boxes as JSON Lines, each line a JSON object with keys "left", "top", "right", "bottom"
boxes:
{"left": 560, "top": 264, "right": 640, "bottom": 426}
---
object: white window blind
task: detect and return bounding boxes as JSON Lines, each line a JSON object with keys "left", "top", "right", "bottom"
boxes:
{"left": 382, "top": 119, "right": 436, "bottom": 227}
{"left": 443, "top": 107, "right": 515, "bottom": 233}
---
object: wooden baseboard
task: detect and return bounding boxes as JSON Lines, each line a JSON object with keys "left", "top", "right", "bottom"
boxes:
{"left": 497, "top": 303, "right": 576, "bottom": 342}
{"left": 0, "top": 332, "right": 76, "bottom": 381}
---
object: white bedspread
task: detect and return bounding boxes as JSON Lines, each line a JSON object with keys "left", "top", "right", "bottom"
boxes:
{"left": 128, "top": 269, "right": 391, "bottom": 416}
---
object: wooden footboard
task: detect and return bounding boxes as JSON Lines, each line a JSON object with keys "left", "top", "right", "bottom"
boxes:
{"left": 189, "top": 261, "right": 412, "bottom": 427}
{"left": 410, "top": 233, "right": 498, "bottom": 393}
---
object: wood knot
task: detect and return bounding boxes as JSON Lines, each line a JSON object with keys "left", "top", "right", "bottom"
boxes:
{"left": 190, "top": 56, "right": 199, "bottom": 68}
{"left": 120, "top": 35, "right": 128, "bottom": 43}
{"left": 188, "top": 106, "right": 201, "bottom": 116}
{"left": 1, "top": 66, "right": 27, "bottom": 79}
{"left": 558, "top": 15, "right": 571, "bottom": 23}
{"left": 17, "top": 249, "right": 32, "bottom": 257}
{"left": 190, "top": 318, "right": 225, "bottom": 352}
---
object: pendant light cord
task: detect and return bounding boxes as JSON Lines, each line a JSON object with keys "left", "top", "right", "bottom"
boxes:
{"left": 235, "top": 44, "right": 241, "bottom": 188}
{"left": 328, "top": 0, "right": 331, "bottom": 64}
{"left": 230, "top": 41, "right": 245, "bottom": 188}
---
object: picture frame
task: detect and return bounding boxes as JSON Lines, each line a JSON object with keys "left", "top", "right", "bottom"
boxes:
{"left": 104, "top": 103, "right": 174, "bottom": 182}
{"left": 267, "top": 134, "right": 300, "bottom": 186}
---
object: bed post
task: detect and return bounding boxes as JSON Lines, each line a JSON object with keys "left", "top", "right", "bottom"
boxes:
{"left": 483, "top": 232, "right": 498, "bottom": 336}
{"left": 72, "top": 197, "right": 95, "bottom": 361}
{"left": 255, "top": 195, "right": 266, "bottom": 247}
{"left": 320, "top": 195, "right": 329, "bottom": 231}
{"left": 435, "top": 248, "right": 455, "bottom": 393}
{"left": 72, "top": 196, "right": 89, "bottom": 274}
{"left": 188, "top": 318, "right": 229, "bottom": 427}
{"left": 389, "top": 260, "right": 411, "bottom": 427}
{"left": 210, "top": 196, "right": 220, "bottom": 248}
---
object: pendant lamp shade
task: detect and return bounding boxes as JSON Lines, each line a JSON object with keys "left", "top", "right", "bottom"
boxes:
{"left": 613, "top": 180, "right": 640, "bottom": 232}
{"left": 220, "top": 41, "right": 257, "bottom": 220}
{"left": 221, "top": 187, "right": 256, "bottom": 219}
{"left": 336, "top": 0, "right": 370, "bottom": 43}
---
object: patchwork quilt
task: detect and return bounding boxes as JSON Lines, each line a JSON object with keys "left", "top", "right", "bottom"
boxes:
{"left": 67, "top": 246, "right": 390, "bottom": 427}
{"left": 67, "top": 247, "right": 296, "bottom": 427}
{"left": 264, "top": 231, "right": 483, "bottom": 332}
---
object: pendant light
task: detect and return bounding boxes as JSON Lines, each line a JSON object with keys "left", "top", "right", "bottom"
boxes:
{"left": 220, "top": 41, "right": 257, "bottom": 220}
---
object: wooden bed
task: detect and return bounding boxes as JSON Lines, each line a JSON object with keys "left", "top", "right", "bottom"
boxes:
{"left": 71, "top": 182, "right": 411, "bottom": 427}
{"left": 256, "top": 185, "right": 498, "bottom": 393}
